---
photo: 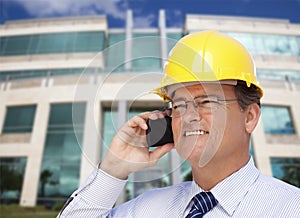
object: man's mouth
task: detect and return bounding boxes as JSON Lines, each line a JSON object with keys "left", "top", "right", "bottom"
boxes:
{"left": 184, "top": 130, "right": 209, "bottom": 137}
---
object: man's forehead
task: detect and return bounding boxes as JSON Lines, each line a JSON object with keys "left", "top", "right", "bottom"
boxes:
{"left": 169, "top": 80, "right": 237, "bottom": 99}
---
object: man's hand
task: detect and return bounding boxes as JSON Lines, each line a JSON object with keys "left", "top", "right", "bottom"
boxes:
{"left": 100, "top": 111, "right": 174, "bottom": 180}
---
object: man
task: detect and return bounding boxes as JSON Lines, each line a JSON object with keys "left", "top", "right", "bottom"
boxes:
{"left": 59, "top": 31, "right": 300, "bottom": 217}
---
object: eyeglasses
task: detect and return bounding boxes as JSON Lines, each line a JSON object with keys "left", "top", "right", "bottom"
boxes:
{"left": 167, "top": 96, "right": 238, "bottom": 118}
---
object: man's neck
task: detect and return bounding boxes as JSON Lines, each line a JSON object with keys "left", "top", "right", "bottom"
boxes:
{"left": 191, "top": 155, "right": 250, "bottom": 190}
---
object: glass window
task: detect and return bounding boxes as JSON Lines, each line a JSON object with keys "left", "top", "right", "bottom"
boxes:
{"left": 1, "top": 35, "right": 30, "bottom": 56}
{"left": 64, "top": 33, "right": 76, "bottom": 53}
{"left": 2, "top": 105, "right": 36, "bottom": 133}
{"left": 37, "top": 33, "right": 68, "bottom": 54}
{"left": 224, "top": 32, "right": 300, "bottom": 57}
{"left": 38, "top": 103, "right": 86, "bottom": 204}
{"left": 264, "top": 35, "right": 291, "bottom": 55}
{"left": 166, "top": 33, "right": 182, "bottom": 53}
{"left": 106, "top": 33, "right": 126, "bottom": 71}
{"left": 289, "top": 36, "right": 300, "bottom": 56}
{"left": 261, "top": 106, "right": 295, "bottom": 134}
{"left": 181, "top": 160, "right": 192, "bottom": 181}
{"left": 27, "top": 35, "right": 40, "bottom": 54}
{"left": 257, "top": 70, "right": 300, "bottom": 82}
{"left": 0, "top": 157, "right": 27, "bottom": 204}
{"left": 1, "top": 31, "right": 105, "bottom": 56}
{"left": 251, "top": 34, "right": 265, "bottom": 55}
{"left": 227, "top": 32, "right": 255, "bottom": 53}
{"left": 131, "top": 33, "right": 161, "bottom": 72}
{"left": 75, "top": 32, "right": 105, "bottom": 52}
{"left": 0, "top": 68, "right": 87, "bottom": 81}
{"left": 271, "top": 158, "right": 300, "bottom": 188}
{"left": 0, "top": 37, "right": 7, "bottom": 55}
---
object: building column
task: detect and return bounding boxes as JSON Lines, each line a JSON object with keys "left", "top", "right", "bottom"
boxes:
{"left": 125, "top": 10, "right": 133, "bottom": 70}
{"left": 159, "top": 9, "right": 168, "bottom": 67}
{"left": 0, "top": 100, "right": 6, "bottom": 133}
{"left": 79, "top": 94, "right": 101, "bottom": 184}
{"left": 20, "top": 102, "right": 50, "bottom": 206}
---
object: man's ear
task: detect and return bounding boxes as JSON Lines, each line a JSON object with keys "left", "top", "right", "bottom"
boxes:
{"left": 245, "top": 103, "right": 261, "bottom": 134}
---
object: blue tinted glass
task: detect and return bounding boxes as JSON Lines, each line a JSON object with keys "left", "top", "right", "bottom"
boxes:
{"left": 106, "top": 33, "right": 126, "bottom": 70}
{"left": 75, "top": 32, "right": 105, "bottom": 52}
{"left": 225, "top": 32, "right": 300, "bottom": 56}
{"left": 1, "top": 31, "right": 105, "bottom": 55}
{"left": 264, "top": 35, "right": 291, "bottom": 55}
{"left": 166, "top": 33, "right": 182, "bottom": 53}
{"left": 38, "top": 33, "right": 68, "bottom": 53}
{"left": 181, "top": 160, "right": 192, "bottom": 181}
{"left": 101, "top": 109, "right": 118, "bottom": 158}
{"left": 131, "top": 33, "right": 161, "bottom": 71}
{"left": 3, "top": 35, "right": 30, "bottom": 55}
{"left": 0, "top": 68, "right": 86, "bottom": 81}
{"left": 65, "top": 33, "right": 76, "bottom": 52}
{"left": 0, "top": 157, "right": 27, "bottom": 204}
{"left": 48, "top": 103, "right": 85, "bottom": 126}
{"left": 227, "top": 32, "right": 255, "bottom": 53}
{"left": 261, "top": 106, "right": 295, "bottom": 134}
{"left": 0, "top": 37, "right": 7, "bottom": 55}
{"left": 271, "top": 158, "right": 300, "bottom": 188}
{"left": 28, "top": 35, "right": 39, "bottom": 54}
{"left": 257, "top": 70, "right": 300, "bottom": 82}
{"left": 3, "top": 105, "right": 36, "bottom": 133}
{"left": 290, "top": 36, "right": 300, "bottom": 56}
{"left": 39, "top": 103, "right": 86, "bottom": 200}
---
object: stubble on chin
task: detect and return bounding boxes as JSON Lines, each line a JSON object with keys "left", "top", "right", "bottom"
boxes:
{"left": 174, "top": 125, "right": 223, "bottom": 168}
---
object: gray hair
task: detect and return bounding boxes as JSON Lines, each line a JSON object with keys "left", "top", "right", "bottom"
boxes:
{"left": 235, "top": 80, "right": 261, "bottom": 110}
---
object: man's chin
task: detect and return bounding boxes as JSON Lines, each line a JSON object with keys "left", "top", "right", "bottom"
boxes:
{"left": 174, "top": 139, "right": 207, "bottom": 161}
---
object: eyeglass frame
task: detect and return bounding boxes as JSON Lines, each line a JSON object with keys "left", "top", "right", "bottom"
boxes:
{"left": 164, "top": 95, "right": 239, "bottom": 118}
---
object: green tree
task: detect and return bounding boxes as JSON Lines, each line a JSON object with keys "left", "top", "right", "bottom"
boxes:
{"left": 0, "top": 165, "right": 23, "bottom": 197}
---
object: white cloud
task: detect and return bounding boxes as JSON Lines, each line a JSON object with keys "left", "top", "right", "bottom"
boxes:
{"left": 12, "top": 0, "right": 126, "bottom": 20}
{"left": 134, "top": 13, "right": 156, "bottom": 27}
{"left": 167, "top": 10, "right": 183, "bottom": 27}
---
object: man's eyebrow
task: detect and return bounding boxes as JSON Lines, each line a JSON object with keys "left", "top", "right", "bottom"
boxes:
{"left": 172, "top": 97, "right": 186, "bottom": 102}
{"left": 172, "top": 95, "right": 215, "bottom": 102}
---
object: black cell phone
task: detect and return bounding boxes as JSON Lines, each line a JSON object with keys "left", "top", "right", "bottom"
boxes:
{"left": 146, "top": 116, "right": 174, "bottom": 147}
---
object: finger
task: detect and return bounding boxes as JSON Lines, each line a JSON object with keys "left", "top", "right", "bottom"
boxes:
{"left": 128, "top": 115, "right": 148, "bottom": 130}
{"left": 149, "top": 110, "right": 166, "bottom": 120}
{"left": 163, "top": 109, "right": 172, "bottom": 117}
{"left": 138, "top": 111, "right": 152, "bottom": 119}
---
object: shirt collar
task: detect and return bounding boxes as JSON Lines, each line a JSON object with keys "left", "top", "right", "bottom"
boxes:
{"left": 185, "top": 157, "right": 259, "bottom": 216}
{"left": 211, "top": 157, "right": 259, "bottom": 216}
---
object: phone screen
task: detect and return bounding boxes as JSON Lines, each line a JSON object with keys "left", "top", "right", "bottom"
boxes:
{"left": 146, "top": 116, "right": 174, "bottom": 147}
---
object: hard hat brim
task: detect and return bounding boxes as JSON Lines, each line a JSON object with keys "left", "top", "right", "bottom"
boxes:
{"left": 150, "top": 79, "right": 239, "bottom": 102}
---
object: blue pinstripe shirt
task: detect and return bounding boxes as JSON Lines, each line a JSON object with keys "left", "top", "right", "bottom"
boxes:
{"left": 59, "top": 158, "right": 300, "bottom": 217}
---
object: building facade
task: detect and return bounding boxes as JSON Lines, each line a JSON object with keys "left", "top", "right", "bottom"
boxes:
{"left": 0, "top": 10, "right": 299, "bottom": 207}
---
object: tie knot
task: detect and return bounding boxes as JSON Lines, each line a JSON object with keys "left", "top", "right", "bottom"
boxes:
{"left": 186, "top": 192, "right": 218, "bottom": 218}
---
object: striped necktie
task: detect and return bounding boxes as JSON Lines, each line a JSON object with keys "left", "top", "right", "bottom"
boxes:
{"left": 186, "top": 191, "right": 218, "bottom": 218}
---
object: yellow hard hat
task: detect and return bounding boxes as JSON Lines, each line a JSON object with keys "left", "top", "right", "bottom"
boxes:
{"left": 152, "top": 30, "right": 263, "bottom": 101}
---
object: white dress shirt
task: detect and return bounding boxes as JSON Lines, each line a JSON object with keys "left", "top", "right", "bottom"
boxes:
{"left": 59, "top": 157, "right": 300, "bottom": 217}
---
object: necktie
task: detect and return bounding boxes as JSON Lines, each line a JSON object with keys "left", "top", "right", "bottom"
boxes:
{"left": 186, "top": 191, "right": 218, "bottom": 218}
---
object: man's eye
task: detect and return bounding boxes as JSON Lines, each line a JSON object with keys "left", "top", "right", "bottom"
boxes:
{"left": 173, "top": 104, "right": 185, "bottom": 110}
{"left": 202, "top": 99, "right": 218, "bottom": 104}
{"left": 196, "top": 98, "right": 219, "bottom": 107}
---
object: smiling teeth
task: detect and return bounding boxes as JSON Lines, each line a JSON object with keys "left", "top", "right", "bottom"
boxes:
{"left": 184, "top": 130, "right": 209, "bottom": 136}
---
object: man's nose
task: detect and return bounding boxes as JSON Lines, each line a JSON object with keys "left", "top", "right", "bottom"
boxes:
{"left": 183, "top": 102, "right": 202, "bottom": 123}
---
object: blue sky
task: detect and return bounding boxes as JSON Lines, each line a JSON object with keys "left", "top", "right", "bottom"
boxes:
{"left": 1, "top": 0, "right": 300, "bottom": 27}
